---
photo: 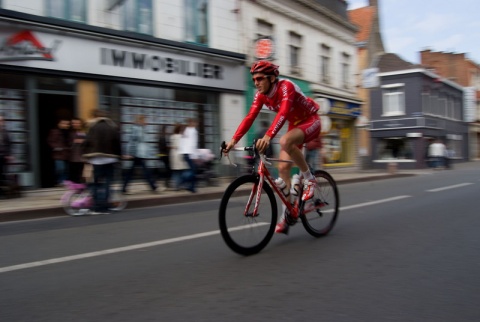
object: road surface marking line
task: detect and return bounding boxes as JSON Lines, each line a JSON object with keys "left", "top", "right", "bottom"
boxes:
{"left": 0, "top": 223, "right": 271, "bottom": 274}
{"left": 339, "top": 195, "right": 411, "bottom": 211}
{"left": 0, "top": 196, "right": 412, "bottom": 274}
{"left": 426, "top": 183, "right": 474, "bottom": 192}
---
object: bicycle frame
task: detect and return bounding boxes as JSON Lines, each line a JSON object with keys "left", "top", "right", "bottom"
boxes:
{"left": 225, "top": 142, "right": 298, "bottom": 219}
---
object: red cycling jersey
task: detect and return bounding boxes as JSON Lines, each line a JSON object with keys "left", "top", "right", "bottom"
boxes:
{"left": 232, "top": 79, "right": 319, "bottom": 141}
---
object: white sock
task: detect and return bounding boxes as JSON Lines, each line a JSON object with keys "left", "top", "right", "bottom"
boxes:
{"left": 301, "top": 170, "right": 314, "bottom": 181}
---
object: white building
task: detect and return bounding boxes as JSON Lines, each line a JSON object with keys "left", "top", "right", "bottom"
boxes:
{"left": 0, "top": 0, "right": 362, "bottom": 187}
{"left": 0, "top": 0, "right": 245, "bottom": 187}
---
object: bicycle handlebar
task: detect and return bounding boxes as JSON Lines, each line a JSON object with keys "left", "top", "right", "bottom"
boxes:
{"left": 220, "top": 140, "right": 271, "bottom": 167}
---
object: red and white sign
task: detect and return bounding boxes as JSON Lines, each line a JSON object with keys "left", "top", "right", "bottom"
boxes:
{"left": 0, "top": 30, "right": 61, "bottom": 62}
{"left": 254, "top": 37, "right": 275, "bottom": 60}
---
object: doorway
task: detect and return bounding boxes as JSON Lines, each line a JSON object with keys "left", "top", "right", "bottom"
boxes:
{"left": 37, "top": 93, "right": 75, "bottom": 188}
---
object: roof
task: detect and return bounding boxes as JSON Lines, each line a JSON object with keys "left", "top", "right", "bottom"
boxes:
{"left": 348, "top": 6, "right": 375, "bottom": 42}
{"left": 376, "top": 53, "right": 421, "bottom": 72}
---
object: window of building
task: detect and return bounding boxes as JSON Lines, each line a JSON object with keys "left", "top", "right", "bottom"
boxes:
{"left": 381, "top": 84, "right": 405, "bottom": 116}
{"left": 289, "top": 32, "right": 302, "bottom": 75}
{"left": 320, "top": 44, "right": 331, "bottom": 84}
{"left": 46, "top": 0, "right": 87, "bottom": 23}
{"left": 185, "top": 0, "right": 209, "bottom": 45}
{"left": 341, "top": 52, "right": 350, "bottom": 89}
{"left": 123, "top": 0, "right": 153, "bottom": 35}
{"left": 376, "top": 138, "right": 414, "bottom": 160}
{"left": 256, "top": 19, "right": 273, "bottom": 38}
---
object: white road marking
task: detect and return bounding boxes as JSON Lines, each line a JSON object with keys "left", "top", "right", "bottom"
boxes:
{"left": 0, "top": 230, "right": 219, "bottom": 274}
{"left": 339, "top": 195, "right": 411, "bottom": 211}
{"left": 426, "top": 183, "right": 474, "bottom": 192}
{"left": 0, "top": 197, "right": 410, "bottom": 274}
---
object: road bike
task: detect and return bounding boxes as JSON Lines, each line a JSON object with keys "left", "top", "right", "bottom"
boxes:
{"left": 219, "top": 141, "right": 339, "bottom": 255}
{"left": 61, "top": 180, "right": 127, "bottom": 216}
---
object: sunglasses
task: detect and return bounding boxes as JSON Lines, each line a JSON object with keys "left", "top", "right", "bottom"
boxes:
{"left": 252, "top": 75, "right": 269, "bottom": 82}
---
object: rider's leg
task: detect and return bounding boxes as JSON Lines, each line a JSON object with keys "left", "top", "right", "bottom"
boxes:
{"left": 278, "top": 128, "right": 310, "bottom": 182}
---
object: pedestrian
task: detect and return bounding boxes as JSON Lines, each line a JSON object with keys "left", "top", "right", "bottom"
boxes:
{"left": 305, "top": 132, "right": 323, "bottom": 172}
{"left": 122, "top": 114, "right": 157, "bottom": 194}
{"left": 0, "top": 115, "right": 13, "bottom": 182}
{"left": 157, "top": 124, "right": 171, "bottom": 191}
{"left": 47, "top": 118, "right": 71, "bottom": 186}
{"left": 428, "top": 139, "right": 446, "bottom": 170}
{"left": 179, "top": 118, "right": 198, "bottom": 193}
{"left": 169, "top": 123, "right": 189, "bottom": 190}
{"left": 82, "top": 109, "right": 121, "bottom": 215}
{"left": 69, "top": 117, "right": 86, "bottom": 183}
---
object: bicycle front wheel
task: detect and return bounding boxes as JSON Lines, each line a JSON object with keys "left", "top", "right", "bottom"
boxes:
{"left": 299, "top": 170, "right": 339, "bottom": 237}
{"left": 219, "top": 175, "right": 277, "bottom": 256}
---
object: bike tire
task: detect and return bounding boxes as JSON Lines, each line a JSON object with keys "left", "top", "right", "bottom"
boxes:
{"left": 299, "top": 170, "right": 339, "bottom": 237}
{"left": 66, "top": 191, "right": 91, "bottom": 216}
{"left": 219, "top": 175, "right": 277, "bottom": 256}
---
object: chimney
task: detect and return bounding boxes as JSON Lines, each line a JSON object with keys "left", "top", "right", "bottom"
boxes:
{"left": 369, "top": 0, "right": 378, "bottom": 7}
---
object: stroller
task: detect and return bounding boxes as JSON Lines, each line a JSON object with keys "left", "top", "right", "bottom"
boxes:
{"left": 194, "top": 149, "right": 218, "bottom": 187}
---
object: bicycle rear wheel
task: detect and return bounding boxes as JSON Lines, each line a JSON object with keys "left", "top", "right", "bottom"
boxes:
{"left": 299, "top": 170, "right": 339, "bottom": 237}
{"left": 219, "top": 175, "right": 277, "bottom": 256}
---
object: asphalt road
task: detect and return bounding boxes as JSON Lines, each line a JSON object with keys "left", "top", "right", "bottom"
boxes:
{"left": 1, "top": 164, "right": 479, "bottom": 321}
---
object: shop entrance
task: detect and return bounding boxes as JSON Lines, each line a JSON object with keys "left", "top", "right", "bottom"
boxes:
{"left": 37, "top": 93, "right": 75, "bottom": 188}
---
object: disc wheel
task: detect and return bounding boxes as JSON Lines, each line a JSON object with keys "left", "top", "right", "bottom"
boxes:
{"left": 219, "top": 175, "right": 277, "bottom": 256}
{"left": 299, "top": 170, "right": 339, "bottom": 237}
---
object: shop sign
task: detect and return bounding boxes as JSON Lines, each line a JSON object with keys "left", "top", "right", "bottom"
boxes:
{"left": 328, "top": 99, "right": 361, "bottom": 117}
{"left": 0, "top": 28, "right": 244, "bottom": 91}
{"left": 0, "top": 30, "right": 61, "bottom": 62}
{"left": 371, "top": 118, "right": 418, "bottom": 130}
{"left": 254, "top": 36, "right": 275, "bottom": 60}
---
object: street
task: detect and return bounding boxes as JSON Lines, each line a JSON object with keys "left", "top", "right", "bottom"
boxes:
{"left": 1, "top": 164, "right": 480, "bottom": 321}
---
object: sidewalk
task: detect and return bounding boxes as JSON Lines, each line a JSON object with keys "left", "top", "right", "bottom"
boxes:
{"left": 0, "top": 167, "right": 422, "bottom": 222}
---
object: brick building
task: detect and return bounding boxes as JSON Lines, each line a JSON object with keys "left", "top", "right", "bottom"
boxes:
{"left": 420, "top": 50, "right": 480, "bottom": 159}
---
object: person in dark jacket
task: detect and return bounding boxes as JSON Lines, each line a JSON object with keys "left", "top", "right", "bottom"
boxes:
{"left": 69, "top": 117, "right": 86, "bottom": 183}
{"left": 47, "top": 118, "right": 71, "bottom": 186}
{"left": 82, "top": 109, "right": 121, "bottom": 215}
{"left": 157, "top": 124, "right": 171, "bottom": 191}
{"left": 0, "top": 115, "right": 12, "bottom": 182}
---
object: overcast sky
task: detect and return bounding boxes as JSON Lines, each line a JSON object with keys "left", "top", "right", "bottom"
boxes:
{"left": 347, "top": 0, "right": 480, "bottom": 64}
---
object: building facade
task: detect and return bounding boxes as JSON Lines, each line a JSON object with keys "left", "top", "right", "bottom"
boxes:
{"left": 0, "top": 1, "right": 245, "bottom": 188}
{"left": 233, "top": 0, "right": 363, "bottom": 167}
{"left": 420, "top": 50, "right": 480, "bottom": 160}
{"left": 369, "top": 54, "right": 468, "bottom": 169}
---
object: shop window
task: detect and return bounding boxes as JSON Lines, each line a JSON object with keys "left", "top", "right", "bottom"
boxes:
{"left": 322, "top": 119, "right": 352, "bottom": 165}
{"left": 122, "top": 0, "right": 153, "bottom": 35}
{"left": 185, "top": 0, "right": 209, "bottom": 45}
{"left": 0, "top": 74, "right": 29, "bottom": 175}
{"left": 102, "top": 83, "right": 219, "bottom": 170}
{"left": 46, "top": 0, "right": 87, "bottom": 23}
{"left": 376, "top": 138, "right": 414, "bottom": 160}
{"left": 381, "top": 84, "right": 405, "bottom": 116}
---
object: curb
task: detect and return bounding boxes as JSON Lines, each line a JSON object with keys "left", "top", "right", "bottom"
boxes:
{"left": 0, "top": 173, "right": 415, "bottom": 223}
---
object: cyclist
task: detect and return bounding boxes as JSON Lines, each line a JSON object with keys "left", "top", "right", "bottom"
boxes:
{"left": 223, "top": 60, "right": 321, "bottom": 234}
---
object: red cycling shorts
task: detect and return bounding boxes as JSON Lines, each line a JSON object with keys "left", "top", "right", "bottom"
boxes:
{"left": 287, "top": 114, "right": 321, "bottom": 146}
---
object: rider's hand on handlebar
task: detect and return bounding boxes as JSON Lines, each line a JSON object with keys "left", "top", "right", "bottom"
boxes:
{"left": 223, "top": 139, "right": 237, "bottom": 155}
{"left": 255, "top": 136, "right": 271, "bottom": 154}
